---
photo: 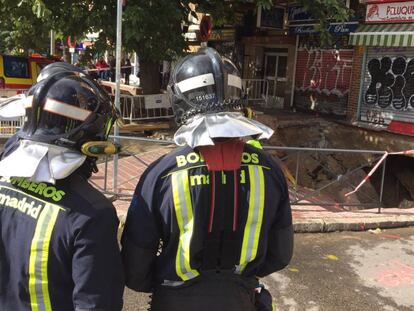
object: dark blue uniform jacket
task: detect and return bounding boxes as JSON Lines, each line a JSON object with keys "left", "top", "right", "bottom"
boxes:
{"left": 122, "top": 143, "right": 293, "bottom": 292}
{"left": 0, "top": 173, "right": 124, "bottom": 311}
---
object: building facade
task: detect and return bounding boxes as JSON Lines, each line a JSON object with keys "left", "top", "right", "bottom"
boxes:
{"left": 349, "top": 0, "right": 414, "bottom": 136}
{"left": 240, "top": 1, "right": 362, "bottom": 116}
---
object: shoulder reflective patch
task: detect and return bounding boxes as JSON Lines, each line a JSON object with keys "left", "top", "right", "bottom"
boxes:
{"left": 44, "top": 98, "right": 92, "bottom": 121}
{"left": 176, "top": 73, "right": 215, "bottom": 93}
{"left": 247, "top": 140, "right": 263, "bottom": 150}
{"left": 236, "top": 165, "right": 265, "bottom": 273}
{"left": 171, "top": 170, "right": 199, "bottom": 281}
{"left": 29, "top": 202, "right": 61, "bottom": 311}
{"left": 6, "top": 177, "right": 66, "bottom": 202}
{"left": 228, "top": 74, "right": 242, "bottom": 89}
{"left": 0, "top": 185, "right": 65, "bottom": 219}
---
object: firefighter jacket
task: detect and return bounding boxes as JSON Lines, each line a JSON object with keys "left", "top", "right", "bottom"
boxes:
{"left": 0, "top": 173, "right": 124, "bottom": 311}
{"left": 122, "top": 141, "right": 294, "bottom": 292}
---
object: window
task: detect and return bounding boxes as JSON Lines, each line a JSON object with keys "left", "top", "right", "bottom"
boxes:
{"left": 4, "top": 56, "right": 30, "bottom": 79}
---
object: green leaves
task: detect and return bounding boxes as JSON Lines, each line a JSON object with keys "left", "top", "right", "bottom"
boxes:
{"left": 0, "top": 0, "right": 50, "bottom": 54}
{"left": 297, "top": 0, "right": 352, "bottom": 47}
{"left": 0, "top": 0, "right": 352, "bottom": 58}
{"left": 32, "top": 0, "right": 49, "bottom": 18}
{"left": 121, "top": 0, "right": 188, "bottom": 62}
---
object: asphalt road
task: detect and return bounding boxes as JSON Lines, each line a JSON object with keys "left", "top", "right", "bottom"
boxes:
{"left": 122, "top": 227, "right": 414, "bottom": 311}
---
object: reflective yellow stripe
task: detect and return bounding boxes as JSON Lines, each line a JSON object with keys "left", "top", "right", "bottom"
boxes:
{"left": 247, "top": 139, "right": 263, "bottom": 149}
{"left": 29, "top": 203, "right": 60, "bottom": 311}
{"left": 172, "top": 170, "right": 199, "bottom": 281}
{"left": 237, "top": 165, "right": 265, "bottom": 273}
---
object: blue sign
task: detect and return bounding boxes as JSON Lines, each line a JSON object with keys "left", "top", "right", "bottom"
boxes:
{"left": 289, "top": 22, "right": 359, "bottom": 36}
{"left": 288, "top": 5, "right": 313, "bottom": 22}
{"left": 258, "top": 7, "right": 285, "bottom": 29}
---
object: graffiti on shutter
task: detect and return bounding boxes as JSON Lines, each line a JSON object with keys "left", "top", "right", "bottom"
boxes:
{"left": 294, "top": 48, "right": 354, "bottom": 116}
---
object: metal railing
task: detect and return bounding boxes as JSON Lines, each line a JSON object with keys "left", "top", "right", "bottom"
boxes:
{"left": 114, "top": 94, "right": 174, "bottom": 123}
{"left": 96, "top": 135, "right": 389, "bottom": 213}
{"left": 242, "top": 79, "right": 268, "bottom": 105}
{"left": 264, "top": 146, "right": 387, "bottom": 213}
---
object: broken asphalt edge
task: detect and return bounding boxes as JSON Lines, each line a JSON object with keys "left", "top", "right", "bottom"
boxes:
{"left": 293, "top": 216, "right": 414, "bottom": 233}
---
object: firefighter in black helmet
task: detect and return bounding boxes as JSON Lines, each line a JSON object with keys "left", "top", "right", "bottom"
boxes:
{"left": 0, "top": 64, "right": 124, "bottom": 311}
{"left": 121, "top": 48, "right": 293, "bottom": 311}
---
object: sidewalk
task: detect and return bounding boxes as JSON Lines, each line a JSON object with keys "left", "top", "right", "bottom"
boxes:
{"left": 90, "top": 148, "right": 414, "bottom": 233}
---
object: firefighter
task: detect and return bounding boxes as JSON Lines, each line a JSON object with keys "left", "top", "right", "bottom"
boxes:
{"left": 121, "top": 48, "right": 293, "bottom": 311}
{"left": 0, "top": 65, "right": 124, "bottom": 311}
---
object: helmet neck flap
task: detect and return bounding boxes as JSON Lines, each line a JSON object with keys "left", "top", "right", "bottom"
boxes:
{"left": 167, "top": 48, "right": 274, "bottom": 148}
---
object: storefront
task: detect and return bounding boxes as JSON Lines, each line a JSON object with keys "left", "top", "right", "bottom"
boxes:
{"left": 350, "top": 1, "right": 414, "bottom": 136}
{"left": 289, "top": 4, "right": 358, "bottom": 116}
{"left": 293, "top": 36, "right": 355, "bottom": 116}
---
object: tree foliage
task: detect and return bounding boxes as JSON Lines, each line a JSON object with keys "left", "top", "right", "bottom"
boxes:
{"left": 0, "top": 0, "right": 50, "bottom": 54}
{"left": 0, "top": 0, "right": 351, "bottom": 55}
{"left": 297, "top": 0, "right": 350, "bottom": 46}
{"left": 0, "top": 0, "right": 351, "bottom": 90}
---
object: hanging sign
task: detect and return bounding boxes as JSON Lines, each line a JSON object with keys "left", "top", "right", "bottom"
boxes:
{"left": 289, "top": 22, "right": 358, "bottom": 36}
{"left": 288, "top": 5, "right": 314, "bottom": 22}
{"left": 366, "top": 1, "right": 414, "bottom": 23}
{"left": 256, "top": 6, "right": 285, "bottom": 29}
{"left": 360, "top": 0, "right": 410, "bottom": 3}
{"left": 199, "top": 15, "right": 212, "bottom": 41}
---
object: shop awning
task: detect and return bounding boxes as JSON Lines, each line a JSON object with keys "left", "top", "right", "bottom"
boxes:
{"left": 349, "top": 24, "right": 414, "bottom": 47}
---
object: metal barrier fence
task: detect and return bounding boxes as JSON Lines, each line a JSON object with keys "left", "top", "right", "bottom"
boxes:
{"left": 242, "top": 79, "right": 268, "bottom": 105}
{"left": 0, "top": 94, "right": 174, "bottom": 138}
{"left": 0, "top": 118, "right": 24, "bottom": 138}
{"left": 264, "top": 146, "right": 387, "bottom": 213}
{"left": 113, "top": 94, "right": 174, "bottom": 122}
{"left": 100, "top": 135, "right": 388, "bottom": 213}
{"left": 0, "top": 89, "right": 28, "bottom": 98}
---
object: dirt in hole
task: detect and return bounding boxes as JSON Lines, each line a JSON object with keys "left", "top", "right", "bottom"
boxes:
{"left": 257, "top": 112, "right": 414, "bottom": 209}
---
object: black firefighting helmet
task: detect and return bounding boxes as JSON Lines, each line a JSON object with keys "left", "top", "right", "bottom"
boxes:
{"left": 37, "top": 61, "right": 85, "bottom": 82}
{"left": 19, "top": 66, "right": 118, "bottom": 151}
{"left": 167, "top": 47, "right": 244, "bottom": 125}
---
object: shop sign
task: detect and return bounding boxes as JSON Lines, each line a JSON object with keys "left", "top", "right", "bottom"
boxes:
{"left": 360, "top": 0, "right": 408, "bottom": 3}
{"left": 209, "top": 29, "right": 235, "bottom": 41}
{"left": 289, "top": 22, "right": 359, "bottom": 36}
{"left": 288, "top": 5, "right": 313, "bottom": 22}
{"left": 288, "top": 1, "right": 348, "bottom": 23}
{"left": 366, "top": 1, "right": 414, "bottom": 23}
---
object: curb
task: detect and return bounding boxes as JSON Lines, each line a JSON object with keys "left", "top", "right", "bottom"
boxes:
{"left": 117, "top": 210, "right": 414, "bottom": 233}
{"left": 114, "top": 199, "right": 414, "bottom": 234}
{"left": 293, "top": 216, "right": 414, "bottom": 233}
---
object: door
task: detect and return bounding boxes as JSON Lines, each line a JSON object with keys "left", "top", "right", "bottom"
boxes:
{"left": 264, "top": 53, "right": 288, "bottom": 107}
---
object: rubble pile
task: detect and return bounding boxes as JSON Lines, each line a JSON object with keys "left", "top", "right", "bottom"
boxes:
{"left": 257, "top": 112, "right": 414, "bottom": 209}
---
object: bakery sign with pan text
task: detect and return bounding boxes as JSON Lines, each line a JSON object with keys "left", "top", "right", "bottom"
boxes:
{"left": 366, "top": 1, "right": 414, "bottom": 23}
